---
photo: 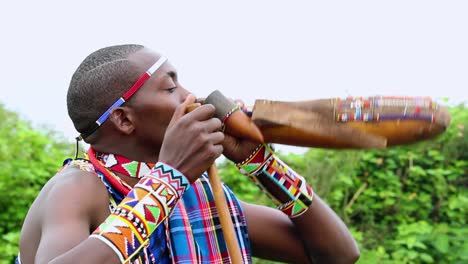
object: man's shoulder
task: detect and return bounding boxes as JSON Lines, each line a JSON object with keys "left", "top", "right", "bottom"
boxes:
{"left": 19, "top": 160, "right": 110, "bottom": 262}
{"left": 52, "top": 160, "right": 107, "bottom": 198}
{"left": 34, "top": 160, "right": 109, "bottom": 213}
{"left": 29, "top": 161, "right": 110, "bottom": 227}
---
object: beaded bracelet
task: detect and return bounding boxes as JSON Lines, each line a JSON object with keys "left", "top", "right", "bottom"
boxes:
{"left": 90, "top": 162, "right": 190, "bottom": 263}
{"left": 236, "top": 144, "right": 314, "bottom": 218}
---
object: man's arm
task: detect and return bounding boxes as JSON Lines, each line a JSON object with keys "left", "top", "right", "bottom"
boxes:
{"left": 217, "top": 99, "right": 359, "bottom": 263}
{"left": 222, "top": 137, "right": 359, "bottom": 263}
{"left": 33, "top": 170, "right": 120, "bottom": 264}
{"left": 242, "top": 195, "right": 360, "bottom": 264}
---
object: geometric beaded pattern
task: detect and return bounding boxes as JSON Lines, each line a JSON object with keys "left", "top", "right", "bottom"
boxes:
{"left": 237, "top": 145, "right": 314, "bottom": 218}
{"left": 101, "top": 153, "right": 155, "bottom": 179}
{"left": 90, "top": 162, "right": 190, "bottom": 263}
{"left": 64, "top": 159, "right": 97, "bottom": 174}
{"left": 334, "top": 96, "right": 438, "bottom": 123}
{"left": 237, "top": 144, "right": 273, "bottom": 175}
{"left": 260, "top": 156, "right": 313, "bottom": 218}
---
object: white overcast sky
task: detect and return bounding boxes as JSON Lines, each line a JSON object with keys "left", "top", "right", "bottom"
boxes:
{"left": 0, "top": 0, "right": 467, "bottom": 154}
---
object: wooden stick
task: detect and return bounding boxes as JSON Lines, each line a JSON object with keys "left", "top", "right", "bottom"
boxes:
{"left": 208, "top": 164, "right": 243, "bottom": 264}
{"left": 186, "top": 102, "right": 243, "bottom": 262}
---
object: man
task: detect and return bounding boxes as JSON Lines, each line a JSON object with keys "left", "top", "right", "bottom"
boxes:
{"left": 19, "top": 44, "right": 359, "bottom": 263}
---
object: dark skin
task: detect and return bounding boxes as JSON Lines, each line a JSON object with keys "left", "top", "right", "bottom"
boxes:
{"left": 19, "top": 48, "right": 359, "bottom": 263}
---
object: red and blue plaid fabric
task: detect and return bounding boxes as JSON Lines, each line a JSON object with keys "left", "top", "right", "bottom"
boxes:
{"left": 168, "top": 175, "right": 251, "bottom": 263}
{"left": 64, "top": 158, "right": 252, "bottom": 263}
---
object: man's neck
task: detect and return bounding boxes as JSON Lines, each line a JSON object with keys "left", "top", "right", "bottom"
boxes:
{"left": 91, "top": 140, "right": 160, "bottom": 164}
{"left": 91, "top": 146, "right": 160, "bottom": 188}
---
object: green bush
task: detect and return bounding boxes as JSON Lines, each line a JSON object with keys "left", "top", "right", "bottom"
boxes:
{"left": 0, "top": 102, "right": 466, "bottom": 264}
{"left": 0, "top": 104, "right": 73, "bottom": 263}
{"left": 220, "top": 104, "right": 467, "bottom": 263}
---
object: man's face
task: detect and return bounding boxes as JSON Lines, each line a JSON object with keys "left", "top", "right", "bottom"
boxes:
{"left": 126, "top": 48, "right": 190, "bottom": 149}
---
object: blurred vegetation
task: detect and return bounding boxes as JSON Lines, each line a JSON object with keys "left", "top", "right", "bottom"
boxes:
{"left": 221, "top": 103, "right": 467, "bottom": 264}
{"left": 0, "top": 104, "right": 74, "bottom": 263}
{"left": 0, "top": 102, "right": 466, "bottom": 263}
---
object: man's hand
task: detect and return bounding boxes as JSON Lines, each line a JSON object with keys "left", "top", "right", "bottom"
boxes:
{"left": 221, "top": 99, "right": 260, "bottom": 163}
{"left": 159, "top": 95, "right": 224, "bottom": 182}
{"left": 222, "top": 134, "right": 259, "bottom": 163}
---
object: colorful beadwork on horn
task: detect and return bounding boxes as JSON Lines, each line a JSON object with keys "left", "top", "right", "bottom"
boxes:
{"left": 334, "top": 96, "right": 438, "bottom": 123}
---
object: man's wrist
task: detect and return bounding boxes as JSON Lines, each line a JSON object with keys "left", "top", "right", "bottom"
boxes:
{"left": 236, "top": 144, "right": 273, "bottom": 175}
{"left": 236, "top": 144, "right": 314, "bottom": 218}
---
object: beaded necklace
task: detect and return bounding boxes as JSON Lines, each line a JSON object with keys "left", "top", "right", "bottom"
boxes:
{"left": 86, "top": 148, "right": 154, "bottom": 195}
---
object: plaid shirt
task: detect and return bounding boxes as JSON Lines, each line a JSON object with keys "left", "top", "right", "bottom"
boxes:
{"left": 82, "top": 159, "right": 252, "bottom": 264}
{"left": 168, "top": 175, "right": 251, "bottom": 263}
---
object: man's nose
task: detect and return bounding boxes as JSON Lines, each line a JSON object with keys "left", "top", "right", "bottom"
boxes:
{"left": 179, "top": 85, "right": 191, "bottom": 102}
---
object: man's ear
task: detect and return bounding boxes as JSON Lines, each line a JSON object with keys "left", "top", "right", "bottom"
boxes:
{"left": 108, "top": 107, "right": 135, "bottom": 135}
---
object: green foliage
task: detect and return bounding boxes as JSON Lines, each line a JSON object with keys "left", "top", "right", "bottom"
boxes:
{"left": 0, "top": 104, "right": 74, "bottom": 263}
{"left": 219, "top": 104, "right": 467, "bottom": 263}
{"left": 350, "top": 104, "right": 467, "bottom": 264}
{"left": 0, "top": 102, "right": 466, "bottom": 263}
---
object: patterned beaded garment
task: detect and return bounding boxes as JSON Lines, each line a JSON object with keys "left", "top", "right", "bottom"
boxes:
{"left": 82, "top": 149, "right": 251, "bottom": 263}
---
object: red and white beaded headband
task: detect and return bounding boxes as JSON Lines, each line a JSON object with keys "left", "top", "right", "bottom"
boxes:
{"left": 77, "top": 56, "right": 168, "bottom": 140}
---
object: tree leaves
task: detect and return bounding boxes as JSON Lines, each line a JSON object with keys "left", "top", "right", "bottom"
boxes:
{"left": 219, "top": 103, "right": 468, "bottom": 263}
{"left": 0, "top": 104, "right": 74, "bottom": 262}
{"left": 0, "top": 101, "right": 466, "bottom": 263}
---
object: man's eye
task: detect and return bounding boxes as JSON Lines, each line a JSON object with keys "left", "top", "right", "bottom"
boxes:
{"left": 169, "top": 71, "right": 178, "bottom": 82}
{"left": 167, "top": 87, "right": 177, "bottom": 93}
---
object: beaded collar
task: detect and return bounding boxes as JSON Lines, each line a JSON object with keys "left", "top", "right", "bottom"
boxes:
{"left": 96, "top": 152, "right": 155, "bottom": 179}
{"left": 86, "top": 148, "right": 155, "bottom": 195}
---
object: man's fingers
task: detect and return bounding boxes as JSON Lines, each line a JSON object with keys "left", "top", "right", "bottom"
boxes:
{"left": 168, "top": 94, "right": 197, "bottom": 127}
{"left": 186, "top": 103, "right": 201, "bottom": 113}
{"left": 202, "top": 118, "right": 223, "bottom": 133}
{"left": 210, "top": 144, "right": 224, "bottom": 159}
{"left": 182, "top": 104, "right": 216, "bottom": 122}
{"left": 175, "top": 94, "right": 197, "bottom": 120}
{"left": 208, "top": 131, "right": 225, "bottom": 145}
{"left": 196, "top": 97, "right": 206, "bottom": 104}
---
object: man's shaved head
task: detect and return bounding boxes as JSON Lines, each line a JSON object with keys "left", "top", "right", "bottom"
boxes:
{"left": 67, "top": 44, "right": 144, "bottom": 135}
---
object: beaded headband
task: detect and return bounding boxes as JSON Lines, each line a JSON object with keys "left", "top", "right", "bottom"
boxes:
{"left": 76, "top": 56, "right": 168, "bottom": 141}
